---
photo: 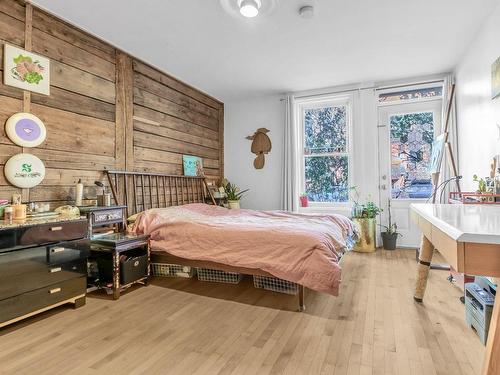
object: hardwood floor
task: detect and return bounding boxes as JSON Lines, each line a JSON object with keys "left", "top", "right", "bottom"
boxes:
{"left": 0, "top": 249, "right": 484, "bottom": 375}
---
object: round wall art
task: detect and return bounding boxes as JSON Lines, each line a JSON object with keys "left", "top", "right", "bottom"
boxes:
{"left": 5, "top": 112, "right": 46, "bottom": 147}
{"left": 4, "top": 153, "right": 46, "bottom": 188}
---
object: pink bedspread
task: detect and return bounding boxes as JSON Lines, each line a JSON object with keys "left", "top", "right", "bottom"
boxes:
{"left": 134, "top": 204, "right": 356, "bottom": 296}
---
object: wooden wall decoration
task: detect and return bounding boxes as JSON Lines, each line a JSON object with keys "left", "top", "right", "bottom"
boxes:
{"left": 0, "top": 0, "right": 224, "bottom": 207}
{"left": 246, "top": 128, "right": 271, "bottom": 169}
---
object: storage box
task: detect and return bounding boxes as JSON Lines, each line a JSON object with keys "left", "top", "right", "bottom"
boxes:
{"left": 120, "top": 250, "right": 148, "bottom": 285}
{"left": 98, "top": 250, "right": 148, "bottom": 285}
{"left": 197, "top": 268, "right": 242, "bottom": 284}
{"left": 151, "top": 263, "right": 196, "bottom": 278}
{"left": 253, "top": 275, "right": 299, "bottom": 295}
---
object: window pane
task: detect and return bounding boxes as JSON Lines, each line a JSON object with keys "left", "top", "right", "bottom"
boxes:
{"left": 390, "top": 112, "right": 434, "bottom": 199}
{"left": 379, "top": 86, "right": 442, "bottom": 103}
{"left": 304, "top": 106, "right": 347, "bottom": 154}
{"left": 305, "top": 156, "right": 349, "bottom": 202}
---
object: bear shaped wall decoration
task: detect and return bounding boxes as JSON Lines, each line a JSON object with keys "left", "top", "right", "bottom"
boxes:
{"left": 246, "top": 128, "right": 272, "bottom": 169}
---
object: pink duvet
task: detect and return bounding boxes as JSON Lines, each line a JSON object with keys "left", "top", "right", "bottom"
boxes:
{"left": 134, "top": 204, "right": 356, "bottom": 296}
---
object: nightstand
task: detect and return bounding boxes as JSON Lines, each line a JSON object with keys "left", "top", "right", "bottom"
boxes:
{"left": 78, "top": 205, "right": 127, "bottom": 238}
{"left": 90, "top": 233, "right": 150, "bottom": 300}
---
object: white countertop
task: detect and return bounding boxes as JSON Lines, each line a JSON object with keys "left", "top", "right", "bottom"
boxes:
{"left": 411, "top": 204, "right": 500, "bottom": 244}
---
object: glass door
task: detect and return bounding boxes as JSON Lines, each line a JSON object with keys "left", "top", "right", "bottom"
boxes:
{"left": 378, "top": 99, "right": 442, "bottom": 248}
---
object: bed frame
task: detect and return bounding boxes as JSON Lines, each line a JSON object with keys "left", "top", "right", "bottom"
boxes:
{"left": 106, "top": 170, "right": 306, "bottom": 311}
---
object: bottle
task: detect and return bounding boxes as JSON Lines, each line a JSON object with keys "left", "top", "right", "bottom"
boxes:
{"left": 4, "top": 206, "right": 13, "bottom": 223}
{"left": 75, "top": 179, "right": 83, "bottom": 206}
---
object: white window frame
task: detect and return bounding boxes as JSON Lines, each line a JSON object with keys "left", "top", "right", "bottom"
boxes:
{"left": 377, "top": 82, "right": 444, "bottom": 107}
{"left": 295, "top": 93, "right": 354, "bottom": 208}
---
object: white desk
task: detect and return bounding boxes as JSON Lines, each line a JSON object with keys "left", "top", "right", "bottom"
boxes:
{"left": 411, "top": 204, "right": 500, "bottom": 375}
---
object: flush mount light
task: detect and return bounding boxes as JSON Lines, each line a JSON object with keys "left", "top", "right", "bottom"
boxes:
{"left": 239, "top": 0, "right": 261, "bottom": 18}
{"left": 220, "top": 0, "right": 278, "bottom": 19}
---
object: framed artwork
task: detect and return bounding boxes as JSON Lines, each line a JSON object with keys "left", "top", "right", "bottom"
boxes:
{"left": 183, "top": 155, "right": 204, "bottom": 176}
{"left": 4, "top": 153, "right": 46, "bottom": 188}
{"left": 429, "top": 133, "right": 446, "bottom": 174}
{"left": 492, "top": 56, "right": 500, "bottom": 100}
{"left": 3, "top": 44, "right": 50, "bottom": 95}
{"left": 5, "top": 112, "right": 46, "bottom": 147}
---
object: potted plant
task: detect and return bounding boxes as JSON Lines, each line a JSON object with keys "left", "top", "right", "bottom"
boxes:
{"left": 223, "top": 180, "right": 249, "bottom": 209}
{"left": 473, "top": 175, "right": 487, "bottom": 193}
{"left": 350, "top": 187, "right": 381, "bottom": 252}
{"left": 379, "top": 200, "right": 401, "bottom": 250}
{"left": 299, "top": 193, "right": 309, "bottom": 207}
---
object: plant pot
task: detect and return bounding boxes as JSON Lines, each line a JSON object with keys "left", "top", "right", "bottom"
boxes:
{"left": 353, "top": 218, "right": 376, "bottom": 252}
{"left": 300, "top": 196, "right": 309, "bottom": 207}
{"left": 382, "top": 232, "right": 398, "bottom": 250}
{"left": 227, "top": 200, "right": 240, "bottom": 209}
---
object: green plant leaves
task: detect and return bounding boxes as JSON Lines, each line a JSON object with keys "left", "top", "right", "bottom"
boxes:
{"left": 13, "top": 54, "right": 32, "bottom": 64}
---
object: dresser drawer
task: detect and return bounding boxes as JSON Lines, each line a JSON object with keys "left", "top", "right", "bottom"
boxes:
{"left": 20, "top": 220, "right": 87, "bottom": 246}
{"left": 0, "top": 258, "right": 87, "bottom": 301}
{"left": 0, "top": 277, "right": 86, "bottom": 324}
{"left": 91, "top": 209, "right": 124, "bottom": 226}
{"left": 0, "top": 219, "right": 87, "bottom": 251}
{"left": 0, "top": 241, "right": 89, "bottom": 276}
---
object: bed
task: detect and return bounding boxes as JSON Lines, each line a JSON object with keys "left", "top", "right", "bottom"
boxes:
{"left": 106, "top": 170, "right": 356, "bottom": 311}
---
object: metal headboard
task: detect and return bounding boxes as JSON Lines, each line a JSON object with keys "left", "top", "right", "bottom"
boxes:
{"left": 105, "top": 170, "right": 216, "bottom": 217}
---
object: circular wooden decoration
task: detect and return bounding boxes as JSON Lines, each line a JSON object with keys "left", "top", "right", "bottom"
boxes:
{"left": 5, "top": 112, "right": 46, "bottom": 147}
{"left": 4, "top": 153, "right": 46, "bottom": 188}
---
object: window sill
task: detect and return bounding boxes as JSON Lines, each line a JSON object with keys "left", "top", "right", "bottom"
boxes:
{"left": 298, "top": 205, "right": 351, "bottom": 216}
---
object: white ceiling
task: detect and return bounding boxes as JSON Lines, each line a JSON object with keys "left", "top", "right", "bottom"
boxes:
{"left": 32, "top": 0, "right": 498, "bottom": 102}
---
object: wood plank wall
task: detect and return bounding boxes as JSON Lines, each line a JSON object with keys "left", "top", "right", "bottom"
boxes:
{"left": 0, "top": 0, "right": 224, "bottom": 206}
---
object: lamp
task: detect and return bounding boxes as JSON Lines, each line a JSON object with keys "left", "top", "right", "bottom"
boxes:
{"left": 240, "top": 0, "right": 261, "bottom": 18}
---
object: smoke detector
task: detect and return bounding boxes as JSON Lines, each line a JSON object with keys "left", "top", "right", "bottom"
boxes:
{"left": 299, "top": 5, "right": 314, "bottom": 19}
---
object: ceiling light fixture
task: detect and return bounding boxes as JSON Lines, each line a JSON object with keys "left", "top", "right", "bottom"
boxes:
{"left": 239, "top": 0, "right": 261, "bottom": 18}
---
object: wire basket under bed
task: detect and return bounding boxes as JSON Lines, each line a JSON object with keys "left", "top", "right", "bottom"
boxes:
{"left": 197, "top": 268, "right": 243, "bottom": 284}
{"left": 151, "top": 263, "right": 196, "bottom": 278}
{"left": 253, "top": 275, "right": 299, "bottom": 295}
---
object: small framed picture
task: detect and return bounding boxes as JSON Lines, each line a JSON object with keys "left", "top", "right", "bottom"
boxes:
{"left": 183, "top": 155, "right": 204, "bottom": 177}
{"left": 4, "top": 44, "right": 50, "bottom": 95}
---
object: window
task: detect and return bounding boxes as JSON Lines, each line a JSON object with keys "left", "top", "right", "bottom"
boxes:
{"left": 298, "top": 95, "right": 352, "bottom": 205}
{"left": 379, "top": 86, "right": 442, "bottom": 104}
{"left": 390, "top": 111, "right": 435, "bottom": 199}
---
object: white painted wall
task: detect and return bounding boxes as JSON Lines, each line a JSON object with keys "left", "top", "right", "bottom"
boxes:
{"left": 224, "top": 95, "right": 284, "bottom": 210}
{"left": 455, "top": 3, "right": 500, "bottom": 190}
{"left": 224, "top": 88, "right": 380, "bottom": 213}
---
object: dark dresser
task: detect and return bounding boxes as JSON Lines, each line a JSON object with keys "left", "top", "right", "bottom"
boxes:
{"left": 0, "top": 216, "right": 89, "bottom": 328}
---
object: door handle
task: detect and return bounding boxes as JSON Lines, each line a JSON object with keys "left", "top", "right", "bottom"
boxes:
{"left": 49, "top": 288, "right": 61, "bottom": 294}
{"left": 50, "top": 226, "right": 63, "bottom": 231}
{"left": 49, "top": 267, "right": 62, "bottom": 273}
{"left": 50, "top": 247, "right": 65, "bottom": 253}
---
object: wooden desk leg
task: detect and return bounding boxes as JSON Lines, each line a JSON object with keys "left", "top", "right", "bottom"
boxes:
{"left": 414, "top": 235, "right": 434, "bottom": 302}
{"left": 482, "top": 280, "right": 500, "bottom": 374}
{"left": 113, "top": 252, "right": 120, "bottom": 300}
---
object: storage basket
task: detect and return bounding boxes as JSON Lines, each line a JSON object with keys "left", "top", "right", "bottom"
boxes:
{"left": 151, "top": 263, "right": 196, "bottom": 278}
{"left": 197, "top": 268, "right": 242, "bottom": 284}
{"left": 120, "top": 250, "right": 148, "bottom": 285}
{"left": 253, "top": 275, "right": 299, "bottom": 295}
